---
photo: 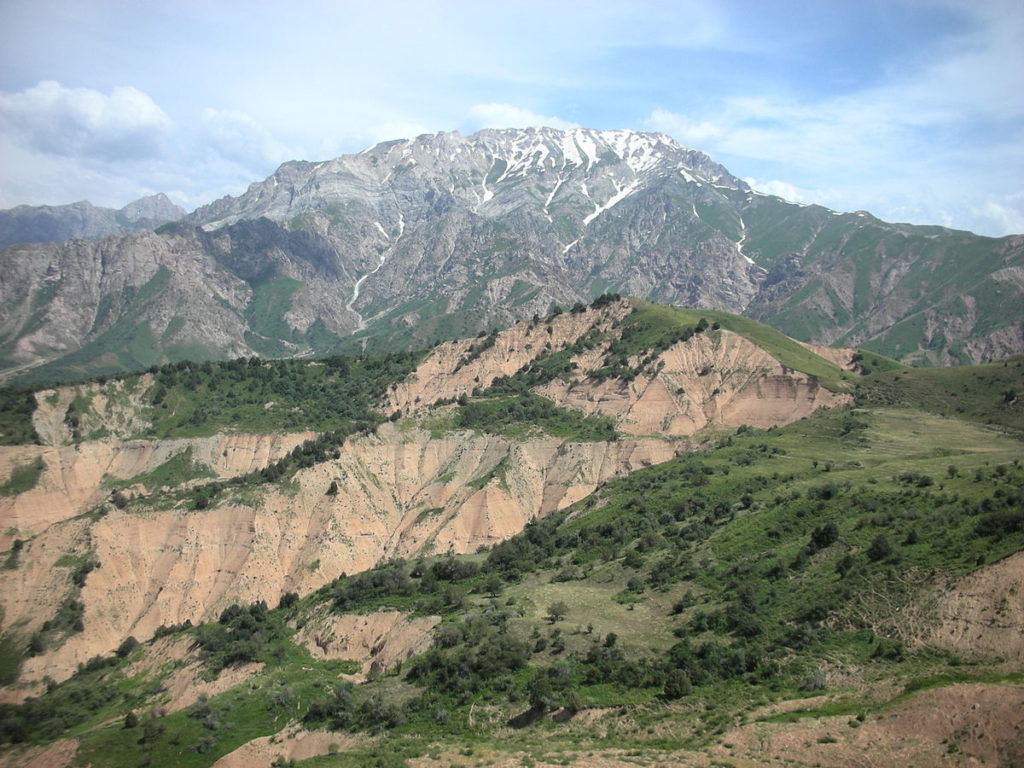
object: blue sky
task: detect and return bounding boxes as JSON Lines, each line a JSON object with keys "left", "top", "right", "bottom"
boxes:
{"left": 0, "top": 0, "right": 1021, "bottom": 236}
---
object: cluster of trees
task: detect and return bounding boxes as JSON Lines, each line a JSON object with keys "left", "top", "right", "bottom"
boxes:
{"left": 304, "top": 681, "right": 406, "bottom": 733}
{"left": 454, "top": 392, "right": 617, "bottom": 441}
{"left": 0, "top": 388, "right": 39, "bottom": 445}
{"left": 195, "top": 601, "right": 287, "bottom": 673}
{"left": 143, "top": 350, "right": 422, "bottom": 436}
{"left": 405, "top": 619, "right": 531, "bottom": 698}
{"left": 326, "top": 556, "right": 493, "bottom": 615}
{"left": 0, "top": 660, "right": 136, "bottom": 744}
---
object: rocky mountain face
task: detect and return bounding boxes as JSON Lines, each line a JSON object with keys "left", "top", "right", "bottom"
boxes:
{"left": 0, "top": 193, "right": 184, "bottom": 249}
{"left": 1, "top": 129, "right": 1021, "bottom": 384}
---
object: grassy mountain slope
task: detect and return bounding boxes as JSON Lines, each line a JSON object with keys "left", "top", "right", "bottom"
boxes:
{"left": 739, "top": 194, "right": 1024, "bottom": 365}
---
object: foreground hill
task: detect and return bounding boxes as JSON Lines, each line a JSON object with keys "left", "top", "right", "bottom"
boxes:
{"left": 0, "top": 299, "right": 854, "bottom": 685}
{"left": 0, "top": 299, "right": 1021, "bottom": 767}
{"left": 2, "top": 129, "right": 1021, "bottom": 385}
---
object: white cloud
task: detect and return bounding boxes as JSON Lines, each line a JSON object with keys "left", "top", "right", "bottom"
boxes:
{"left": 0, "top": 80, "right": 171, "bottom": 162}
{"left": 743, "top": 178, "right": 816, "bottom": 206}
{"left": 467, "top": 104, "right": 579, "bottom": 131}
{"left": 643, "top": 2, "right": 1024, "bottom": 236}
{"left": 970, "top": 194, "right": 1024, "bottom": 238}
{"left": 646, "top": 109, "right": 726, "bottom": 147}
{"left": 0, "top": 3, "right": 1020, "bottom": 236}
{"left": 199, "top": 108, "right": 295, "bottom": 171}
{"left": 0, "top": 81, "right": 299, "bottom": 210}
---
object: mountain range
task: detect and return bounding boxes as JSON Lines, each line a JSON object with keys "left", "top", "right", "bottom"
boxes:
{"left": 0, "top": 194, "right": 184, "bottom": 250}
{"left": 1, "top": 128, "right": 1022, "bottom": 386}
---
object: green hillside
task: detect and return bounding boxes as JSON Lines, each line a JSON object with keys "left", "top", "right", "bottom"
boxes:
{"left": 0, "top": 299, "right": 1022, "bottom": 766}
{"left": 2, "top": 371, "right": 1021, "bottom": 766}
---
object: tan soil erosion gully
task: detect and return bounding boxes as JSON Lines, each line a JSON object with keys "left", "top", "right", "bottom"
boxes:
{"left": 2, "top": 423, "right": 675, "bottom": 686}
{"left": 2, "top": 301, "right": 855, "bottom": 691}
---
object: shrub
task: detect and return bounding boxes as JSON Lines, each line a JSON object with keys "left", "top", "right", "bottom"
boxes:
{"left": 866, "top": 535, "right": 893, "bottom": 562}
{"left": 808, "top": 522, "right": 839, "bottom": 553}
{"left": 546, "top": 601, "right": 569, "bottom": 623}
{"left": 115, "top": 636, "right": 139, "bottom": 658}
{"left": 663, "top": 669, "right": 692, "bottom": 699}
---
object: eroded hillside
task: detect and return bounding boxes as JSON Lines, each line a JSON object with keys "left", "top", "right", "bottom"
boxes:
{"left": 389, "top": 299, "right": 854, "bottom": 435}
{"left": 4, "top": 424, "right": 676, "bottom": 686}
{"left": 0, "top": 398, "right": 1020, "bottom": 768}
{"left": 4, "top": 300, "right": 1019, "bottom": 768}
{"left": 0, "top": 299, "right": 861, "bottom": 692}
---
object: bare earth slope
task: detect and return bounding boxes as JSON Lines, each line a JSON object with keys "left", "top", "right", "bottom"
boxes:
{"left": 713, "top": 683, "right": 1024, "bottom": 768}
{"left": 389, "top": 301, "right": 852, "bottom": 436}
{"left": 0, "top": 431, "right": 313, "bottom": 546}
{"left": 929, "top": 550, "right": 1024, "bottom": 661}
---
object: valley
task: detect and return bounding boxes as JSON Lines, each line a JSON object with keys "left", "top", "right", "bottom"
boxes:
{"left": 1, "top": 0, "right": 1021, "bottom": 759}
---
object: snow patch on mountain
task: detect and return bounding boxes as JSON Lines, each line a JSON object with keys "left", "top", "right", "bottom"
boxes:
{"left": 736, "top": 218, "right": 755, "bottom": 265}
{"left": 584, "top": 179, "right": 640, "bottom": 226}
